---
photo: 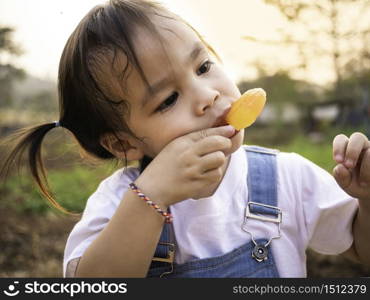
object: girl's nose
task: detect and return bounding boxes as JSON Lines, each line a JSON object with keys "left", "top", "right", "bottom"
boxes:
{"left": 194, "top": 87, "right": 220, "bottom": 115}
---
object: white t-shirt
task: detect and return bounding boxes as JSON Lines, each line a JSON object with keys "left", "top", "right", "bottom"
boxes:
{"left": 63, "top": 146, "right": 358, "bottom": 277}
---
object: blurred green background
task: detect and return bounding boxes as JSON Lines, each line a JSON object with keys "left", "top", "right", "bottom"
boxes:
{"left": 1, "top": 0, "right": 370, "bottom": 277}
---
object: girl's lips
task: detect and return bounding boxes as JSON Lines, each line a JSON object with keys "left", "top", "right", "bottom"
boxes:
{"left": 213, "top": 119, "right": 229, "bottom": 128}
{"left": 211, "top": 116, "right": 239, "bottom": 138}
{"left": 212, "top": 108, "right": 231, "bottom": 128}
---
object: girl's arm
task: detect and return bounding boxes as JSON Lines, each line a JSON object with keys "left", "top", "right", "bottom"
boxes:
{"left": 75, "top": 188, "right": 167, "bottom": 277}
{"left": 75, "top": 125, "right": 235, "bottom": 277}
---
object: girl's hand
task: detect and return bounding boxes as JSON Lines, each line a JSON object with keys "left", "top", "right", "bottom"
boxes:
{"left": 333, "top": 132, "right": 370, "bottom": 203}
{"left": 135, "top": 125, "right": 236, "bottom": 207}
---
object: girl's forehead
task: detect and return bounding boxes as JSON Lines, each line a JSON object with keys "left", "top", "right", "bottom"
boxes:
{"left": 126, "top": 18, "right": 204, "bottom": 83}
{"left": 134, "top": 17, "right": 201, "bottom": 55}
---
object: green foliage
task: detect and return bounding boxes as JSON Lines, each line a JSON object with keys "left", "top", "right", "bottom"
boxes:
{"left": 278, "top": 135, "right": 335, "bottom": 172}
{"left": 0, "top": 27, "right": 22, "bottom": 55}
{"left": 237, "top": 71, "right": 321, "bottom": 131}
{"left": 247, "top": 125, "right": 365, "bottom": 172}
{"left": 238, "top": 70, "right": 320, "bottom": 107}
{"left": 0, "top": 64, "right": 26, "bottom": 108}
{"left": 0, "top": 26, "right": 25, "bottom": 108}
{"left": 278, "top": 127, "right": 365, "bottom": 172}
{"left": 24, "top": 90, "right": 58, "bottom": 112}
{"left": 334, "top": 65, "right": 370, "bottom": 102}
{"left": 0, "top": 164, "right": 115, "bottom": 215}
{"left": 246, "top": 126, "right": 336, "bottom": 170}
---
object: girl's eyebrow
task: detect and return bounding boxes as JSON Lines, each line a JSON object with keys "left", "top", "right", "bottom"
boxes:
{"left": 141, "top": 42, "right": 206, "bottom": 107}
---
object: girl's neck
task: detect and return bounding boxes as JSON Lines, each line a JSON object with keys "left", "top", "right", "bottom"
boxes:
{"left": 140, "top": 155, "right": 153, "bottom": 173}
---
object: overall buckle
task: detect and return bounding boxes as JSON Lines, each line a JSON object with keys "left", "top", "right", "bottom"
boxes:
{"left": 245, "top": 202, "right": 282, "bottom": 224}
{"left": 151, "top": 242, "right": 175, "bottom": 263}
{"left": 243, "top": 202, "right": 282, "bottom": 262}
{"left": 152, "top": 242, "right": 175, "bottom": 277}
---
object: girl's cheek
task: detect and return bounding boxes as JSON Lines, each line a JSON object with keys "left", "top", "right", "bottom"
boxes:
{"left": 217, "top": 68, "right": 240, "bottom": 96}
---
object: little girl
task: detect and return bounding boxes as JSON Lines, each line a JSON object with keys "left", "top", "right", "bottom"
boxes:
{"left": 2, "top": 0, "right": 370, "bottom": 278}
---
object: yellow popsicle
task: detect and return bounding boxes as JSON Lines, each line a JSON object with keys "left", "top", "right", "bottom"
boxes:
{"left": 226, "top": 88, "right": 266, "bottom": 130}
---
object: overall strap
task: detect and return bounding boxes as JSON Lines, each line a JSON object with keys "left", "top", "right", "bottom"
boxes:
{"left": 245, "top": 145, "right": 279, "bottom": 211}
{"left": 244, "top": 146, "right": 282, "bottom": 262}
{"left": 151, "top": 222, "right": 175, "bottom": 266}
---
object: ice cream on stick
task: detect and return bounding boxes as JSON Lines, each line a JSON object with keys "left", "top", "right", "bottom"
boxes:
{"left": 225, "top": 88, "right": 266, "bottom": 130}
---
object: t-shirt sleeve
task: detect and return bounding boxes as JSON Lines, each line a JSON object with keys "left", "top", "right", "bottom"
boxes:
{"left": 62, "top": 167, "right": 139, "bottom": 277}
{"left": 291, "top": 153, "right": 358, "bottom": 255}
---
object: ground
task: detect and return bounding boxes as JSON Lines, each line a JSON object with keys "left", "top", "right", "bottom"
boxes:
{"left": 1, "top": 210, "right": 77, "bottom": 277}
{"left": 1, "top": 209, "right": 370, "bottom": 278}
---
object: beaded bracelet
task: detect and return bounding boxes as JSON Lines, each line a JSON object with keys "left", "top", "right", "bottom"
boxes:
{"left": 129, "top": 183, "right": 173, "bottom": 223}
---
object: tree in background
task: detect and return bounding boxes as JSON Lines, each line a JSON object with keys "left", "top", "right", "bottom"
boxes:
{"left": 238, "top": 69, "right": 318, "bottom": 113}
{"left": 243, "top": 0, "right": 370, "bottom": 132}
{"left": 260, "top": 0, "right": 370, "bottom": 98}
{"left": 0, "top": 26, "right": 25, "bottom": 108}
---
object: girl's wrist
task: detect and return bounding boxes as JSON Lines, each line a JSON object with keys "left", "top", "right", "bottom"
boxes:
{"left": 133, "top": 177, "right": 170, "bottom": 210}
{"left": 129, "top": 182, "right": 172, "bottom": 223}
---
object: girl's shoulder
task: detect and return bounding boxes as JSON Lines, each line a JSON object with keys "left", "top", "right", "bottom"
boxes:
{"left": 242, "top": 145, "right": 310, "bottom": 170}
{"left": 274, "top": 151, "right": 344, "bottom": 201}
{"left": 276, "top": 151, "right": 329, "bottom": 177}
{"left": 97, "top": 166, "right": 140, "bottom": 195}
{"left": 84, "top": 166, "right": 140, "bottom": 210}
{"left": 241, "top": 145, "right": 304, "bottom": 171}
{"left": 242, "top": 145, "right": 333, "bottom": 184}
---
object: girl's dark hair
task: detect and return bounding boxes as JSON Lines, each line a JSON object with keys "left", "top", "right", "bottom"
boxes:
{"left": 0, "top": 0, "right": 219, "bottom": 214}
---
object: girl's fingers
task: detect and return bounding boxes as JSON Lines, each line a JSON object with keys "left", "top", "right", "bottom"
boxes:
{"left": 333, "top": 134, "right": 348, "bottom": 163}
{"left": 333, "top": 163, "right": 352, "bottom": 189}
{"left": 359, "top": 148, "right": 370, "bottom": 186}
{"left": 202, "top": 168, "right": 223, "bottom": 183}
{"left": 344, "top": 132, "right": 369, "bottom": 169}
{"left": 199, "top": 151, "right": 226, "bottom": 173}
{"left": 195, "top": 135, "right": 232, "bottom": 156}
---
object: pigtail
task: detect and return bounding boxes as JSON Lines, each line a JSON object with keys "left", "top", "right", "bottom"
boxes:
{"left": 0, "top": 123, "right": 78, "bottom": 215}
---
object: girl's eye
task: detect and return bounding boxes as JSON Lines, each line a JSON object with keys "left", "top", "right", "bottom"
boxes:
{"left": 196, "top": 60, "right": 213, "bottom": 75}
{"left": 156, "top": 92, "right": 179, "bottom": 112}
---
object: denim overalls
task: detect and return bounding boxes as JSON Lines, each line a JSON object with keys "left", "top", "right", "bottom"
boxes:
{"left": 147, "top": 146, "right": 282, "bottom": 278}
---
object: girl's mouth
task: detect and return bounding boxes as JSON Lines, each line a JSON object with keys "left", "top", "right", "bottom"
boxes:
{"left": 212, "top": 109, "right": 230, "bottom": 128}
{"left": 211, "top": 119, "right": 239, "bottom": 139}
{"left": 213, "top": 119, "right": 229, "bottom": 128}
{"left": 210, "top": 108, "right": 240, "bottom": 138}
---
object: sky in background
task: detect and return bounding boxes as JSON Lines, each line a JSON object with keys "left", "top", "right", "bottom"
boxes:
{"left": 0, "top": 0, "right": 334, "bottom": 85}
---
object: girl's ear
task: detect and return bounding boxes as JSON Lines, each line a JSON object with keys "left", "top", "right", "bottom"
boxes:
{"left": 100, "top": 132, "right": 145, "bottom": 161}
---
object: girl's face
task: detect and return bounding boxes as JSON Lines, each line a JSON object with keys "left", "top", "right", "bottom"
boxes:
{"left": 124, "top": 16, "right": 244, "bottom": 158}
